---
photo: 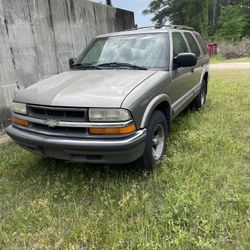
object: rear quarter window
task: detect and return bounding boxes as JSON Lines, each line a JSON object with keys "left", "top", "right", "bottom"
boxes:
{"left": 195, "top": 33, "right": 208, "bottom": 55}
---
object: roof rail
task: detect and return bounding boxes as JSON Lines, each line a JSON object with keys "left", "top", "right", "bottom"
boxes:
{"left": 129, "top": 24, "right": 194, "bottom": 31}
{"left": 130, "top": 25, "right": 155, "bottom": 30}
{"left": 169, "top": 25, "right": 194, "bottom": 31}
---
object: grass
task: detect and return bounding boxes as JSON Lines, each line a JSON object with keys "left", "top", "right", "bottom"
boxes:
{"left": 0, "top": 69, "right": 250, "bottom": 249}
{"left": 210, "top": 55, "right": 250, "bottom": 64}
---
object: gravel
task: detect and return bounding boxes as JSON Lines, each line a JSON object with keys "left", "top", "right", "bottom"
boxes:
{"left": 210, "top": 62, "right": 250, "bottom": 69}
{"left": 0, "top": 134, "right": 11, "bottom": 145}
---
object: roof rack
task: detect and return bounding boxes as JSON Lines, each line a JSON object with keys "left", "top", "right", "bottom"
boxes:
{"left": 130, "top": 24, "right": 194, "bottom": 31}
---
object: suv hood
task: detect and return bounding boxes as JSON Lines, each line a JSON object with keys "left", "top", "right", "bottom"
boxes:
{"left": 15, "top": 70, "right": 157, "bottom": 107}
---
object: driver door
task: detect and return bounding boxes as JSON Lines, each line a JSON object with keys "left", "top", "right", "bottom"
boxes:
{"left": 170, "top": 32, "right": 194, "bottom": 113}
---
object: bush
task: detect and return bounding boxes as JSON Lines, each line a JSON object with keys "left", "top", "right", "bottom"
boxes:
{"left": 217, "top": 39, "right": 250, "bottom": 57}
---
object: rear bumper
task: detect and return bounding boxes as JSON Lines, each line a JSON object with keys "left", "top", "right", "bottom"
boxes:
{"left": 6, "top": 125, "right": 146, "bottom": 164}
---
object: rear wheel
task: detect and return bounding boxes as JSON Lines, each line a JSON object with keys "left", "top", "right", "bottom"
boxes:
{"left": 190, "top": 79, "right": 207, "bottom": 110}
{"left": 137, "top": 110, "right": 168, "bottom": 171}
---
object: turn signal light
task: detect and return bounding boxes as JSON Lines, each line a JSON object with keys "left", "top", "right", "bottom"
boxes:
{"left": 89, "top": 123, "right": 136, "bottom": 135}
{"left": 12, "top": 116, "right": 29, "bottom": 127}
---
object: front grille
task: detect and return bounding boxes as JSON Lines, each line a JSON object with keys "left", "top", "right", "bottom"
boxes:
{"left": 25, "top": 105, "right": 88, "bottom": 138}
{"left": 30, "top": 123, "right": 87, "bottom": 138}
{"left": 27, "top": 105, "right": 88, "bottom": 122}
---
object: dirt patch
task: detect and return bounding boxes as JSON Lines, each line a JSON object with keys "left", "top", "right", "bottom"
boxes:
{"left": 0, "top": 134, "right": 11, "bottom": 145}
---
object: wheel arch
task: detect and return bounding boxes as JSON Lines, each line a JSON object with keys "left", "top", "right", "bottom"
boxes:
{"left": 140, "top": 94, "right": 171, "bottom": 130}
{"left": 203, "top": 71, "right": 209, "bottom": 93}
{"left": 203, "top": 71, "right": 209, "bottom": 83}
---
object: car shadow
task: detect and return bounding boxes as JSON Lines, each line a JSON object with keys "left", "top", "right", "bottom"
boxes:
{"left": 26, "top": 156, "right": 148, "bottom": 181}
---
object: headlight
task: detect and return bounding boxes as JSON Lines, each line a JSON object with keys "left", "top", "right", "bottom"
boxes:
{"left": 11, "top": 102, "right": 27, "bottom": 115}
{"left": 89, "top": 108, "right": 132, "bottom": 122}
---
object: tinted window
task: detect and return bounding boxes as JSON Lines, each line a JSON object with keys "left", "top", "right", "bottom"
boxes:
{"left": 172, "top": 32, "right": 188, "bottom": 57}
{"left": 184, "top": 32, "right": 201, "bottom": 57}
{"left": 195, "top": 33, "right": 208, "bottom": 55}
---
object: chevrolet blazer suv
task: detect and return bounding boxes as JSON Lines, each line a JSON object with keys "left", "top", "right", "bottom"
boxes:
{"left": 7, "top": 25, "right": 209, "bottom": 170}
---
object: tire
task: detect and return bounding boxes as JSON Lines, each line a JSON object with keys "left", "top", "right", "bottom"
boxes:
{"left": 190, "top": 79, "right": 207, "bottom": 110}
{"left": 137, "top": 110, "right": 168, "bottom": 171}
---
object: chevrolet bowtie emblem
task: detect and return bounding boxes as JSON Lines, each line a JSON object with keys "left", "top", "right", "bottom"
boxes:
{"left": 45, "top": 119, "right": 59, "bottom": 128}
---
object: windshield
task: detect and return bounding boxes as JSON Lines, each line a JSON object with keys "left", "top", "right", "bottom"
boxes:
{"left": 75, "top": 33, "right": 169, "bottom": 70}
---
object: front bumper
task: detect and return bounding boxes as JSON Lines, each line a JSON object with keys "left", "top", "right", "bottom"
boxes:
{"left": 6, "top": 125, "right": 147, "bottom": 164}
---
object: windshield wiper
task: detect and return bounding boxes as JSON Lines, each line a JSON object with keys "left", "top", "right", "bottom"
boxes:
{"left": 97, "top": 62, "right": 147, "bottom": 70}
{"left": 71, "top": 63, "right": 102, "bottom": 70}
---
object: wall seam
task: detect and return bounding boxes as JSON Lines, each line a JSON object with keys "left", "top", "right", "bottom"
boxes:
{"left": 26, "top": 0, "right": 42, "bottom": 81}
{"left": 65, "top": 0, "right": 76, "bottom": 56}
{"left": 3, "top": 18, "right": 19, "bottom": 88}
{"left": 48, "top": 0, "right": 60, "bottom": 74}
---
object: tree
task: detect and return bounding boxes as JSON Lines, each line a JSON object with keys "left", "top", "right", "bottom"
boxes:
{"left": 216, "top": 5, "right": 247, "bottom": 40}
{"left": 143, "top": 0, "right": 212, "bottom": 35}
{"left": 220, "top": 0, "right": 250, "bottom": 36}
{"left": 143, "top": 0, "right": 249, "bottom": 38}
{"left": 209, "top": 0, "right": 219, "bottom": 34}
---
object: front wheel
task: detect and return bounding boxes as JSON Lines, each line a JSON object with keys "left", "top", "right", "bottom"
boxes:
{"left": 137, "top": 110, "right": 168, "bottom": 171}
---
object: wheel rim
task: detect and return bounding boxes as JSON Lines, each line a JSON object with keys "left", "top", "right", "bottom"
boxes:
{"left": 152, "top": 124, "right": 165, "bottom": 161}
{"left": 201, "top": 87, "right": 205, "bottom": 106}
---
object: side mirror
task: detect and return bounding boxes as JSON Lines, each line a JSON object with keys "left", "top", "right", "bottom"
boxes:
{"left": 69, "top": 58, "right": 76, "bottom": 68}
{"left": 173, "top": 53, "right": 197, "bottom": 68}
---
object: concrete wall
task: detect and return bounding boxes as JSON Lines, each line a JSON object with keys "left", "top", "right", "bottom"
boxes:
{"left": 0, "top": 0, "right": 134, "bottom": 130}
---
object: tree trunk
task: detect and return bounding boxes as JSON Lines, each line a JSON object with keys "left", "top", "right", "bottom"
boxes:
{"left": 212, "top": 0, "right": 219, "bottom": 32}
{"left": 208, "top": 0, "right": 220, "bottom": 34}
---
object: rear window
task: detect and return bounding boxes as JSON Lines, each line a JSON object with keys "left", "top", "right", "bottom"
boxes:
{"left": 184, "top": 32, "right": 201, "bottom": 57}
{"left": 195, "top": 33, "right": 208, "bottom": 55}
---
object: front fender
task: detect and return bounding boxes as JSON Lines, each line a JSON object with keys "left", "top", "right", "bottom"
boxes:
{"left": 140, "top": 93, "right": 171, "bottom": 128}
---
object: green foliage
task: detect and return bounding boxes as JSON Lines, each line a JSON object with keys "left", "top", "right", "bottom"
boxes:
{"left": 216, "top": 5, "right": 247, "bottom": 40}
{"left": 143, "top": 0, "right": 209, "bottom": 33}
{"left": 143, "top": 0, "right": 249, "bottom": 40}
{"left": 0, "top": 69, "right": 250, "bottom": 248}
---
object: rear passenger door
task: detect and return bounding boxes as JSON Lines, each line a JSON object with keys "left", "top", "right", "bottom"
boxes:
{"left": 183, "top": 32, "right": 203, "bottom": 88}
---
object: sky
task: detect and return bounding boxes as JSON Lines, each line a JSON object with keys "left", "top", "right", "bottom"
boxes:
{"left": 90, "top": 0, "right": 154, "bottom": 27}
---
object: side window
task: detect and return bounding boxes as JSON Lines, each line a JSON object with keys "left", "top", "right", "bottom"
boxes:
{"left": 172, "top": 32, "right": 188, "bottom": 57}
{"left": 184, "top": 32, "right": 201, "bottom": 57}
{"left": 195, "top": 33, "right": 208, "bottom": 55}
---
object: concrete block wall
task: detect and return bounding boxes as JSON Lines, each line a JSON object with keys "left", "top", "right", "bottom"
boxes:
{"left": 0, "top": 0, "right": 134, "bottom": 130}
